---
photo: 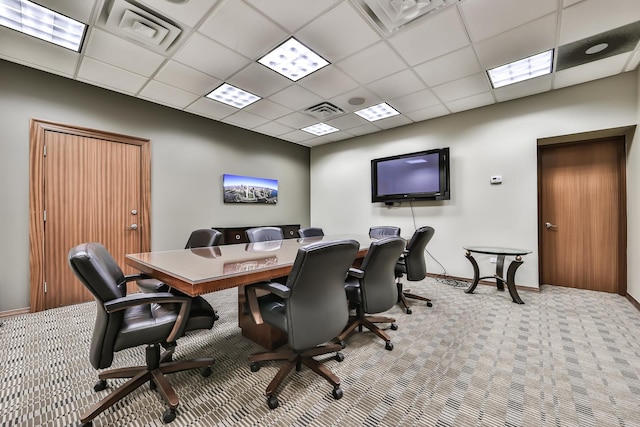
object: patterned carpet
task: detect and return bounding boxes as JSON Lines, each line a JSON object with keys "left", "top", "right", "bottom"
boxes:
{"left": 1, "top": 279, "right": 640, "bottom": 427}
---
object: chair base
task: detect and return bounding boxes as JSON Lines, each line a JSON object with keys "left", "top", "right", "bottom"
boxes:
{"left": 337, "top": 315, "right": 396, "bottom": 350}
{"left": 397, "top": 282, "right": 432, "bottom": 314}
{"left": 81, "top": 344, "right": 214, "bottom": 425}
{"left": 248, "top": 343, "right": 344, "bottom": 409}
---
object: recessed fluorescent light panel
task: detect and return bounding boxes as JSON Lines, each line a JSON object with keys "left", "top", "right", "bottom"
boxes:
{"left": 487, "top": 50, "right": 554, "bottom": 89}
{"left": 258, "top": 37, "right": 329, "bottom": 81}
{"left": 301, "top": 123, "right": 339, "bottom": 136}
{"left": 206, "top": 83, "right": 261, "bottom": 109}
{"left": 0, "top": 0, "right": 86, "bottom": 51}
{"left": 355, "top": 102, "right": 400, "bottom": 122}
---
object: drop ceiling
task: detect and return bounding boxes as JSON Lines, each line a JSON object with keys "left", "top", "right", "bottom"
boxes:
{"left": 1, "top": 0, "right": 639, "bottom": 147}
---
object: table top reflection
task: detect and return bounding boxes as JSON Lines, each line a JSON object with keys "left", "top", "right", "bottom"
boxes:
{"left": 125, "top": 234, "right": 375, "bottom": 296}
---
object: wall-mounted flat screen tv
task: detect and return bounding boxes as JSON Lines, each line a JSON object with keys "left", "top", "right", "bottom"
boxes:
{"left": 371, "top": 147, "right": 450, "bottom": 203}
{"left": 223, "top": 174, "right": 278, "bottom": 204}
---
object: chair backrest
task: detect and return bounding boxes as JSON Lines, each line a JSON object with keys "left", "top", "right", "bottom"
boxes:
{"left": 246, "top": 226, "right": 284, "bottom": 242}
{"left": 403, "top": 226, "right": 435, "bottom": 281}
{"left": 297, "top": 227, "right": 324, "bottom": 238}
{"left": 369, "top": 226, "right": 401, "bottom": 239}
{"left": 284, "top": 239, "right": 359, "bottom": 351}
{"left": 68, "top": 242, "right": 128, "bottom": 369}
{"left": 359, "top": 237, "right": 406, "bottom": 313}
{"left": 185, "top": 228, "right": 222, "bottom": 249}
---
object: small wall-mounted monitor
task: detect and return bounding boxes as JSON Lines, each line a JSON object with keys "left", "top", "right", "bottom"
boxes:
{"left": 371, "top": 147, "right": 450, "bottom": 203}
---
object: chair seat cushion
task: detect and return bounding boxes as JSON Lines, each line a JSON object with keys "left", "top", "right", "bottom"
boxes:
{"left": 258, "top": 293, "right": 287, "bottom": 332}
{"left": 137, "top": 278, "right": 169, "bottom": 293}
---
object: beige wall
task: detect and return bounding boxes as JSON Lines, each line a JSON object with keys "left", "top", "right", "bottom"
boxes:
{"left": 0, "top": 60, "right": 310, "bottom": 312}
{"left": 627, "top": 67, "right": 640, "bottom": 302}
{"left": 310, "top": 72, "right": 638, "bottom": 290}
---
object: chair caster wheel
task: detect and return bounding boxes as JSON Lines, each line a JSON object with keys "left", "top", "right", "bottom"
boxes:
{"left": 332, "top": 386, "right": 343, "bottom": 400}
{"left": 334, "top": 352, "right": 345, "bottom": 362}
{"left": 162, "top": 408, "right": 176, "bottom": 423}
{"left": 149, "top": 380, "right": 157, "bottom": 390}
{"left": 390, "top": 323, "right": 398, "bottom": 330}
{"left": 406, "top": 308, "right": 412, "bottom": 314}
{"left": 339, "top": 340, "right": 346, "bottom": 349}
{"left": 250, "top": 362, "right": 261, "bottom": 372}
{"left": 427, "top": 302, "right": 433, "bottom": 307}
{"left": 93, "top": 380, "right": 107, "bottom": 392}
{"left": 267, "top": 395, "right": 279, "bottom": 409}
{"left": 81, "top": 421, "right": 93, "bottom": 426}
{"left": 200, "top": 366, "right": 212, "bottom": 377}
{"left": 385, "top": 342, "right": 394, "bottom": 351}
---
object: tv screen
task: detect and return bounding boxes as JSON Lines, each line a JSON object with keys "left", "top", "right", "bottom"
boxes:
{"left": 371, "top": 148, "right": 450, "bottom": 203}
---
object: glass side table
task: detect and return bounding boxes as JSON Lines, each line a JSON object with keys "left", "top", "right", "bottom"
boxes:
{"left": 463, "top": 246, "right": 532, "bottom": 304}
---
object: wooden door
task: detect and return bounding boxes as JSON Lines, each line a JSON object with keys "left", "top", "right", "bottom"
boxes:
{"left": 538, "top": 137, "right": 626, "bottom": 294}
{"left": 30, "top": 120, "right": 151, "bottom": 311}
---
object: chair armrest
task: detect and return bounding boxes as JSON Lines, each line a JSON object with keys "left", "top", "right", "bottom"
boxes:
{"left": 245, "top": 281, "right": 291, "bottom": 325}
{"left": 347, "top": 267, "right": 364, "bottom": 279}
{"left": 122, "top": 273, "right": 152, "bottom": 282}
{"left": 104, "top": 292, "right": 192, "bottom": 343}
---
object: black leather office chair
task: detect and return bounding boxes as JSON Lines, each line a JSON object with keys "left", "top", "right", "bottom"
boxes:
{"left": 68, "top": 242, "right": 216, "bottom": 425}
{"left": 245, "top": 226, "right": 284, "bottom": 242}
{"left": 395, "top": 226, "right": 435, "bottom": 314}
{"left": 245, "top": 239, "right": 359, "bottom": 409}
{"left": 336, "top": 236, "right": 406, "bottom": 351}
{"left": 137, "top": 228, "right": 222, "bottom": 293}
{"left": 297, "top": 227, "right": 324, "bottom": 237}
{"left": 369, "top": 226, "right": 401, "bottom": 239}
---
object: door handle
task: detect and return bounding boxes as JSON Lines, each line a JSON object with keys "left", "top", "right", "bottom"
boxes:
{"left": 544, "top": 222, "right": 557, "bottom": 229}
{"left": 128, "top": 224, "right": 138, "bottom": 230}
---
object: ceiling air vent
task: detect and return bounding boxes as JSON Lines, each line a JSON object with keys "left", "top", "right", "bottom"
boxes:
{"left": 304, "top": 102, "right": 345, "bottom": 121}
{"left": 104, "top": 0, "right": 182, "bottom": 52}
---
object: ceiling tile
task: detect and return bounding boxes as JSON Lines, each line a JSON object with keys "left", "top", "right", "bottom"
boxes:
{"left": 35, "top": 0, "right": 95, "bottom": 22}
{"left": 348, "top": 122, "right": 382, "bottom": 136}
{"left": 253, "top": 121, "right": 296, "bottom": 136}
{"left": 367, "top": 69, "right": 426, "bottom": 100}
{"left": 77, "top": 57, "right": 147, "bottom": 95}
{"left": 390, "top": 88, "right": 441, "bottom": 113}
{"left": 280, "top": 129, "right": 316, "bottom": 143}
{"left": 199, "top": 1, "right": 288, "bottom": 59}
{"left": 405, "top": 104, "right": 450, "bottom": 122}
{"left": 494, "top": 75, "right": 552, "bottom": 102}
{"left": 553, "top": 52, "right": 630, "bottom": 89}
{"left": 328, "top": 87, "right": 382, "bottom": 114}
{"left": 185, "top": 97, "right": 237, "bottom": 120}
{"left": 84, "top": 29, "right": 166, "bottom": 77}
{"left": 223, "top": 110, "right": 270, "bottom": 129}
{"left": 445, "top": 91, "right": 495, "bottom": 113}
{"left": 431, "top": 73, "right": 491, "bottom": 102}
{"left": 560, "top": 0, "right": 640, "bottom": 45}
{"left": 389, "top": 6, "right": 470, "bottom": 66}
{"left": 275, "top": 112, "right": 318, "bottom": 129}
{"left": 269, "top": 85, "right": 323, "bottom": 111}
{"left": 460, "top": 0, "right": 557, "bottom": 42}
{"left": 413, "top": 46, "right": 482, "bottom": 87}
{"left": 136, "top": 0, "right": 221, "bottom": 28}
{"left": 325, "top": 114, "right": 370, "bottom": 130}
{"left": 0, "top": 28, "right": 78, "bottom": 77}
{"left": 374, "top": 114, "right": 412, "bottom": 130}
{"left": 298, "top": 67, "right": 360, "bottom": 99}
{"left": 474, "top": 14, "right": 557, "bottom": 69}
{"left": 173, "top": 32, "right": 250, "bottom": 80}
{"left": 229, "top": 63, "right": 292, "bottom": 98}
{"left": 154, "top": 60, "right": 221, "bottom": 95}
{"left": 244, "top": 99, "right": 293, "bottom": 120}
{"left": 245, "top": 0, "right": 342, "bottom": 33}
{"left": 295, "top": 2, "right": 380, "bottom": 62}
{"left": 336, "top": 42, "right": 406, "bottom": 84}
{"left": 139, "top": 80, "right": 200, "bottom": 109}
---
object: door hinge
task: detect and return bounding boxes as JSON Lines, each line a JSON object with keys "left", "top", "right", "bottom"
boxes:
{"left": 43, "top": 210, "right": 46, "bottom": 222}
{"left": 43, "top": 144, "right": 46, "bottom": 157}
{"left": 44, "top": 281, "right": 47, "bottom": 293}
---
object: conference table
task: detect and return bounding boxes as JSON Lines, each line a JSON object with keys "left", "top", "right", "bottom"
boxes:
{"left": 125, "top": 235, "right": 374, "bottom": 350}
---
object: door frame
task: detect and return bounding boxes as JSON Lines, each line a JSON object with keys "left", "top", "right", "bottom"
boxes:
{"left": 29, "top": 119, "right": 151, "bottom": 312}
{"left": 536, "top": 126, "right": 634, "bottom": 295}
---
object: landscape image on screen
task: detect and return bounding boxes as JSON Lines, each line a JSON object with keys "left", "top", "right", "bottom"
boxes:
{"left": 223, "top": 174, "right": 278, "bottom": 204}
